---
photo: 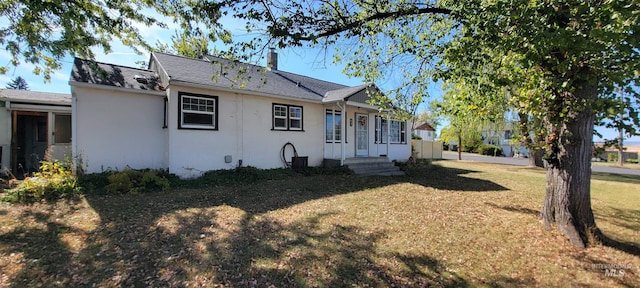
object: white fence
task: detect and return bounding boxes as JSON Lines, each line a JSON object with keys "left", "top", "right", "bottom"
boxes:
{"left": 412, "top": 140, "right": 443, "bottom": 159}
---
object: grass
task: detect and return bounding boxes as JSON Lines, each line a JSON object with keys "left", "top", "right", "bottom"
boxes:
{"left": 0, "top": 161, "right": 639, "bottom": 287}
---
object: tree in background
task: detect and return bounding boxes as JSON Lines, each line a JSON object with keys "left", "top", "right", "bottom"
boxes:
{"left": 230, "top": 0, "right": 639, "bottom": 248}
{"left": 5, "top": 76, "right": 29, "bottom": 90}
{"left": 3, "top": 0, "right": 639, "bottom": 248}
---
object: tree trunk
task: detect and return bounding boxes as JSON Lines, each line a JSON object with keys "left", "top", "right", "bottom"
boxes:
{"left": 540, "top": 81, "right": 599, "bottom": 248}
{"left": 457, "top": 134, "right": 462, "bottom": 160}
{"left": 528, "top": 149, "right": 536, "bottom": 167}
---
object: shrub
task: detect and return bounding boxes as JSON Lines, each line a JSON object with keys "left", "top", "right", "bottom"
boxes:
{"left": 607, "top": 153, "right": 617, "bottom": 163}
{"left": 626, "top": 158, "right": 639, "bottom": 164}
{"left": 477, "top": 144, "right": 504, "bottom": 156}
{"left": 105, "top": 169, "right": 170, "bottom": 194}
{"left": 2, "top": 161, "right": 79, "bottom": 203}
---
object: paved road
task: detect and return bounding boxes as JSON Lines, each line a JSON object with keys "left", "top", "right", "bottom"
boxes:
{"left": 442, "top": 151, "right": 640, "bottom": 176}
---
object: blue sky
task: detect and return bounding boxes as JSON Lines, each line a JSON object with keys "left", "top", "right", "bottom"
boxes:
{"left": 1, "top": 13, "right": 636, "bottom": 143}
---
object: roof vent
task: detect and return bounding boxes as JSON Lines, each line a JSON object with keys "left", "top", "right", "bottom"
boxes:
{"left": 133, "top": 75, "right": 149, "bottom": 84}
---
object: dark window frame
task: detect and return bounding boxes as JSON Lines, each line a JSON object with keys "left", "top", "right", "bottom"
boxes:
{"left": 178, "top": 92, "right": 219, "bottom": 130}
{"left": 272, "top": 103, "right": 304, "bottom": 131}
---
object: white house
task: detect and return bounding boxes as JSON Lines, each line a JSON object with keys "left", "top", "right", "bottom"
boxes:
{"left": 0, "top": 89, "right": 72, "bottom": 178}
{"left": 414, "top": 122, "right": 436, "bottom": 141}
{"left": 69, "top": 51, "right": 411, "bottom": 178}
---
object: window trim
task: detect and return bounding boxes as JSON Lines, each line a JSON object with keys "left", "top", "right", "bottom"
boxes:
{"left": 271, "top": 103, "right": 304, "bottom": 131}
{"left": 325, "top": 109, "right": 342, "bottom": 143}
{"left": 375, "top": 117, "right": 407, "bottom": 144}
{"left": 178, "top": 92, "right": 218, "bottom": 130}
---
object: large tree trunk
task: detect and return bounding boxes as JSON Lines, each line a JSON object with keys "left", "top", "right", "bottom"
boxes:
{"left": 540, "top": 81, "right": 599, "bottom": 248}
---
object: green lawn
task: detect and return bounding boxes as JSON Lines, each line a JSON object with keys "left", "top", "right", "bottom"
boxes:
{"left": 1, "top": 161, "right": 638, "bottom": 287}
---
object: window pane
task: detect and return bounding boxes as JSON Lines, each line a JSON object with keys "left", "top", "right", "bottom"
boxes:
{"left": 54, "top": 114, "right": 72, "bottom": 143}
{"left": 183, "top": 113, "right": 214, "bottom": 125}
{"left": 274, "top": 118, "right": 286, "bottom": 128}
{"left": 290, "top": 107, "right": 301, "bottom": 118}
{"left": 326, "top": 113, "right": 333, "bottom": 141}
{"left": 334, "top": 114, "right": 341, "bottom": 141}
{"left": 290, "top": 119, "right": 301, "bottom": 129}
{"left": 381, "top": 119, "right": 388, "bottom": 143}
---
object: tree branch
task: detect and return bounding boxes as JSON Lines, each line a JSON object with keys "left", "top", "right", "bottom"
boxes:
{"left": 298, "top": 6, "right": 451, "bottom": 41}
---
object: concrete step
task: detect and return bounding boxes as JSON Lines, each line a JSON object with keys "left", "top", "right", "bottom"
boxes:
{"left": 344, "top": 158, "right": 404, "bottom": 176}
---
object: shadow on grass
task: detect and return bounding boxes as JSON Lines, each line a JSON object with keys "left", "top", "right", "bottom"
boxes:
{"left": 404, "top": 164, "right": 509, "bottom": 192}
{"left": 591, "top": 172, "right": 640, "bottom": 184}
{"left": 484, "top": 202, "right": 539, "bottom": 216}
{"left": 0, "top": 165, "right": 511, "bottom": 286}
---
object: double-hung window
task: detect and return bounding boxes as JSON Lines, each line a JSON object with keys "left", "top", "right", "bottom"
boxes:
{"left": 375, "top": 117, "right": 406, "bottom": 144}
{"left": 325, "top": 109, "right": 342, "bottom": 142}
{"left": 273, "top": 103, "right": 303, "bottom": 131}
{"left": 179, "top": 92, "right": 218, "bottom": 130}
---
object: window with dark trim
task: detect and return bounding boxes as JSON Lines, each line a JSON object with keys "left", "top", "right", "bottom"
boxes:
{"left": 375, "top": 117, "right": 406, "bottom": 144}
{"left": 325, "top": 109, "right": 342, "bottom": 143}
{"left": 272, "top": 103, "right": 303, "bottom": 131}
{"left": 178, "top": 92, "right": 218, "bottom": 130}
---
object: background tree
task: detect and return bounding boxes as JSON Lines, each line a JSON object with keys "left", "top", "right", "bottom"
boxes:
{"left": 5, "top": 76, "right": 29, "bottom": 90}
{"left": 0, "top": 0, "right": 232, "bottom": 81}
{"left": 230, "top": 0, "right": 639, "bottom": 248}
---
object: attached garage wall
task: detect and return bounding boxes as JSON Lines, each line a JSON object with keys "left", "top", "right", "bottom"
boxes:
{"left": 73, "top": 87, "right": 165, "bottom": 173}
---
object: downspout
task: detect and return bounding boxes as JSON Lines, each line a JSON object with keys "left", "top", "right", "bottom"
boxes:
{"left": 337, "top": 101, "right": 346, "bottom": 166}
{"left": 386, "top": 109, "right": 390, "bottom": 160}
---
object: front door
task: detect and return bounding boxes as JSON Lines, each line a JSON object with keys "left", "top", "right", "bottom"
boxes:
{"left": 355, "top": 113, "right": 368, "bottom": 157}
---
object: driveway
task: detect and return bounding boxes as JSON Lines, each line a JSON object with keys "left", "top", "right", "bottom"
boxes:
{"left": 442, "top": 151, "right": 640, "bottom": 176}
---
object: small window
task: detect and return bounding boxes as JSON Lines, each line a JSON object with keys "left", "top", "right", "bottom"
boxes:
{"left": 179, "top": 92, "right": 218, "bottom": 130}
{"left": 272, "top": 103, "right": 303, "bottom": 131}
{"left": 326, "top": 109, "right": 342, "bottom": 142}
{"left": 54, "top": 114, "right": 72, "bottom": 144}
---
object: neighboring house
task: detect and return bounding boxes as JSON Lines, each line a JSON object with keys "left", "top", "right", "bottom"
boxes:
{"left": 482, "top": 122, "right": 531, "bottom": 157}
{"left": 414, "top": 122, "right": 436, "bottom": 141}
{"left": 70, "top": 50, "right": 411, "bottom": 178}
{"left": 0, "top": 89, "right": 72, "bottom": 178}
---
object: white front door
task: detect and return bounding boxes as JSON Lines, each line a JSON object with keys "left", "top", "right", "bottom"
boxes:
{"left": 355, "top": 113, "right": 368, "bottom": 157}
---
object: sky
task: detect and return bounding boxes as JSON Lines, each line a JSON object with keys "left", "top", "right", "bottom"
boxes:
{"left": 1, "top": 11, "right": 637, "bottom": 143}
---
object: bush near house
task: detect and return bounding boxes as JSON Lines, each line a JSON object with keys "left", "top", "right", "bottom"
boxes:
{"left": 477, "top": 144, "right": 504, "bottom": 156}
{"left": 1, "top": 161, "right": 79, "bottom": 203}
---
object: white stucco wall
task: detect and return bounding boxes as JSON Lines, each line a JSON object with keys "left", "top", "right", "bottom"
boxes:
{"left": 166, "top": 85, "right": 325, "bottom": 178}
{"left": 73, "top": 87, "right": 166, "bottom": 173}
{"left": 0, "top": 101, "right": 10, "bottom": 169}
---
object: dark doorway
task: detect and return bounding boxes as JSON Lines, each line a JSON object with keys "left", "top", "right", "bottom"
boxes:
{"left": 12, "top": 112, "right": 48, "bottom": 178}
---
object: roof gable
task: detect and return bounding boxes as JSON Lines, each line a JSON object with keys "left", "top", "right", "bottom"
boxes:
{"left": 415, "top": 122, "right": 436, "bottom": 131}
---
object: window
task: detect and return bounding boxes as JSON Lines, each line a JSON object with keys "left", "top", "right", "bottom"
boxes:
{"left": 272, "top": 103, "right": 303, "bottom": 131}
{"left": 54, "top": 114, "right": 71, "bottom": 143}
{"left": 325, "top": 109, "right": 342, "bottom": 142}
{"left": 375, "top": 117, "right": 406, "bottom": 144}
{"left": 179, "top": 92, "right": 218, "bottom": 130}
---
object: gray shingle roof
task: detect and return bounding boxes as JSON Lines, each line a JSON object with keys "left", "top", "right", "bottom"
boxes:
{"left": 153, "top": 53, "right": 349, "bottom": 102}
{"left": 0, "top": 89, "right": 70, "bottom": 105}
{"left": 323, "top": 84, "right": 371, "bottom": 103}
{"left": 70, "top": 58, "right": 163, "bottom": 92}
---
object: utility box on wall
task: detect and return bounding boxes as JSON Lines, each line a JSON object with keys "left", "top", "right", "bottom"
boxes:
{"left": 291, "top": 156, "right": 308, "bottom": 170}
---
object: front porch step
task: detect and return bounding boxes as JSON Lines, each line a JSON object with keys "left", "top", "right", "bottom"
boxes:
{"left": 344, "top": 157, "right": 404, "bottom": 176}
